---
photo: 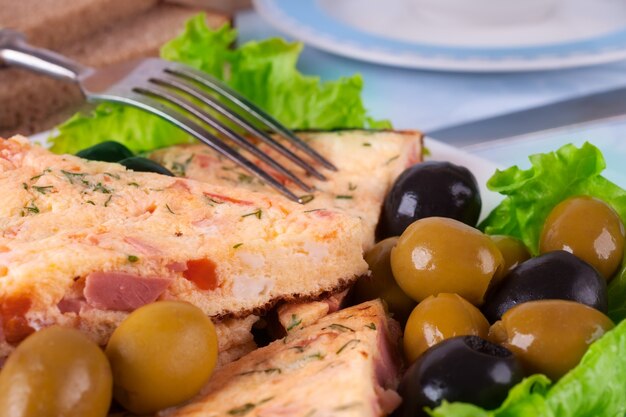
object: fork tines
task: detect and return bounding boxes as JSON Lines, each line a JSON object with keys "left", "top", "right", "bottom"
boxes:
{"left": 128, "top": 61, "right": 337, "bottom": 203}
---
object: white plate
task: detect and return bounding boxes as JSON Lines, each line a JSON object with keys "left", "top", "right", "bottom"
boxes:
{"left": 253, "top": 0, "right": 626, "bottom": 72}
{"left": 28, "top": 131, "right": 503, "bottom": 220}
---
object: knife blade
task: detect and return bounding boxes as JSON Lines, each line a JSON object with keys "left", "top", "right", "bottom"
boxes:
{"left": 427, "top": 86, "right": 626, "bottom": 147}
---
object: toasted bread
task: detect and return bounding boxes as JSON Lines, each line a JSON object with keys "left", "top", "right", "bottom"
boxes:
{"left": 0, "top": 5, "right": 229, "bottom": 136}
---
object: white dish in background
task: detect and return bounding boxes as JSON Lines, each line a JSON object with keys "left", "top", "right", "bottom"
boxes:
{"left": 253, "top": 0, "right": 626, "bottom": 72}
{"left": 28, "top": 131, "right": 503, "bottom": 221}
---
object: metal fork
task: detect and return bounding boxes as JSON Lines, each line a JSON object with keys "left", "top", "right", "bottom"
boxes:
{"left": 0, "top": 29, "right": 337, "bottom": 203}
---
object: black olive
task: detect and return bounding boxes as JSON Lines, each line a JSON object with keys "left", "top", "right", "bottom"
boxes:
{"left": 482, "top": 250, "right": 607, "bottom": 323}
{"left": 377, "top": 161, "right": 481, "bottom": 240}
{"left": 76, "top": 141, "right": 134, "bottom": 162}
{"left": 118, "top": 157, "right": 174, "bottom": 176}
{"left": 392, "top": 336, "right": 523, "bottom": 417}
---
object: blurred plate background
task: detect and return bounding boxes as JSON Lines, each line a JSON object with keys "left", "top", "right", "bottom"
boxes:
{"left": 254, "top": 0, "right": 626, "bottom": 71}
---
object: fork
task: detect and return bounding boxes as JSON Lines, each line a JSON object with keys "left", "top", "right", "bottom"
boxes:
{"left": 0, "top": 29, "right": 337, "bottom": 203}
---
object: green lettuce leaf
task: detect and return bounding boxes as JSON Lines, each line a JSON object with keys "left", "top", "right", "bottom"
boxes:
{"left": 430, "top": 320, "right": 626, "bottom": 417}
{"left": 479, "top": 142, "right": 626, "bottom": 255}
{"left": 608, "top": 259, "right": 626, "bottom": 322}
{"left": 50, "top": 14, "right": 389, "bottom": 154}
{"left": 428, "top": 375, "right": 551, "bottom": 417}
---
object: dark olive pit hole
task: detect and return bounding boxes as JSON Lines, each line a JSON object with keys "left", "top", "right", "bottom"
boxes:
{"left": 463, "top": 336, "right": 512, "bottom": 358}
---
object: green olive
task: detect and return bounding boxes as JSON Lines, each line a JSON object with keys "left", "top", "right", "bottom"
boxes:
{"left": 403, "top": 293, "right": 489, "bottom": 363}
{"left": 352, "top": 237, "right": 417, "bottom": 324}
{"left": 106, "top": 301, "right": 218, "bottom": 414}
{"left": 490, "top": 235, "right": 531, "bottom": 279}
{"left": 391, "top": 217, "right": 504, "bottom": 305}
{"left": 540, "top": 196, "right": 625, "bottom": 280}
{"left": 489, "top": 300, "right": 614, "bottom": 380}
{"left": 0, "top": 326, "right": 112, "bottom": 417}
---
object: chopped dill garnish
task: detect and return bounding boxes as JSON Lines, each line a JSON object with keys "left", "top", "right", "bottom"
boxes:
{"left": 165, "top": 204, "right": 176, "bottom": 214}
{"left": 335, "top": 195, "right": 353, "bottom": 200}
{"left": 336, "top": 339, "right": 360, "bottom": 354}
{"left": 61, "top": 170, "right": 86, "bottom": 184}
{"left": 127, "top": 255, "right": 139, "bottom": 263}
{"left": 241, "top": 209, "right": 262, "bottom": 219}
{"left": 323, "top": 323, "right": 355, "bottom": 333}
{"left": 171, "top": 155, "right": 193, "bottom": 177}
{"left": 92, "top": 182, "right": 111, "bottom": 194}
{"left": 21, "top": 201, "right": 40, "bottom": 216}
{"left": 362, "top": 142, "right": 371, "bottom": 147}
{"left": 85, "top": 200, "right": 96, "bottom": 205}
{"left": 32, "top": 185, "right": 54, "bottom": 194}
{"left": 22, "top": 183, "right": 28, "bottom": 190}
{"left": 303, "top": 208, "right": 324, "bottom": 213}
{"left": 286, "top": 314, "right": 302, "bottom": 331}
{"left": 385, "top": 155, "right": 400, "bottom": 165}
{"left": 289, "top": 346, "right": 305, "bottom": 353}
{"left": 104, "top": 172, "right": 120, "bottom": 179}
{"left": 365, "top": 323, "right": 377, "bottom": 330}
{"left": 238, "top": 368, "right": 281, "bottom": 376}
{"left": 305, "top": 352, "right": 325, "bottom": 360}
{"left": 227, "top": 397, "right": 274, "bottom": 416}
{"left": 299, "top": 194, "right": 315, "bottom": 204}
{"left": 233, "top": 243, "right": 244, "bottom": 249}
{"left": 237, "top": 173, "right": 254, "bottom": 184}
{"left": 127, "top": 182, "right": 140, "bottom": 187}
{"left": 348, "top": 182, "right": 357, "bottom": 191}
{"left": 206, "top": 196, "right": 225, "bottom": 206}
{"left": 104, "top": 195, "right": 113, "bottom": 207}
{"left": 30, "top": 169, "right": 51, "bottom": 181}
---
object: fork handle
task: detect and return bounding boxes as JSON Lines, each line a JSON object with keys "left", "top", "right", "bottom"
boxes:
{"left": 0, "top": 29, "right": 88, "bottom": 83}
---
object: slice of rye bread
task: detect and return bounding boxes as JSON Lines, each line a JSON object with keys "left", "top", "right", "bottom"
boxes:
{"left": 0, "top": 136, "right": 367, "bottom": 357}
{"left": 162, "top": 300, "right": 402, "bottom": 417}
{"left": 0, "top": 4, "right": 230, "bottom": 136}
{"left": 150, "top": 130, "right": 424, "bottom": 250}
{"left": 0, "top": 0, "right": 158, "bottom": 49}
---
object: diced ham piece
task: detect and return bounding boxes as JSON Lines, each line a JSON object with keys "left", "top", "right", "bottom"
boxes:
{"left": 166, "top": 261, "right": 188, "bottom": 272}
{"left": 375, "top": 385, "right": 402, "bottom": 415}
{"left": 374, "top": 318, "right": 402, "bottom": 388}
{"left": 57, "top": 297, "right": 85, "bottom": 314}
{"left": 84, "top": 271, "right": 172, "bottom": 311}
{"left": 323, "top": 289, "right": 349, "bottom": 314}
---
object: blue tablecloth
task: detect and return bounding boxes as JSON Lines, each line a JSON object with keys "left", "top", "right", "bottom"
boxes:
{"left": 236, "top": 10, "right": 626, "bottom": 186}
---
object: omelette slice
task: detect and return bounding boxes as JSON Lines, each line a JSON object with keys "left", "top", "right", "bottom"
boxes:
{"left": 150, "top": 130, "right": 424, "bottom": 250}
{"left": 162, "top": 299, "right": 402, "bottom": 417}
{"left": 0, "top": 136, "right": 367, "bottom": 360}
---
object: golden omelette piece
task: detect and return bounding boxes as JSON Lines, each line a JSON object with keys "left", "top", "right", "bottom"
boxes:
{"left": 161, "top": 300, "right": 402, "bottom": 417}
{"left": 0, "top": 136, "right": 367, "bottom": 362}
{"left": 150, "top": 130, "right": 424, "bottom": 250}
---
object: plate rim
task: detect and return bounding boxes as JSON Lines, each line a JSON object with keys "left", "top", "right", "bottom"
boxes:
{"left": 253, "top": 0, "right": 626, "bottom": 72}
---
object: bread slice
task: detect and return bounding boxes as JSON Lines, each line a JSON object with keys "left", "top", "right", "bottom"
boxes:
{"left": 0, "top": 136, "right": 367, "bottom": 360}
{"left": 150, "top": 130, "right": 423, "bottom": 250}
{"left": 0, "top": 0, "right": 157, "bottom": 49}
{"left": 0, "top": 5, "right": 229, "bottom": 136}
{"left": 162, "top": 300, "right": 402, "bottom": 417}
